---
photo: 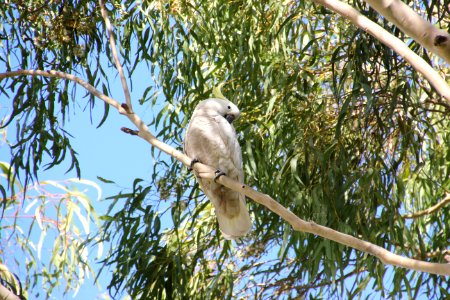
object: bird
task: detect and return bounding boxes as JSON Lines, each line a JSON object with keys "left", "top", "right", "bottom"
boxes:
{"left": 184, "top": 98, "right": 252, "bottom": 239}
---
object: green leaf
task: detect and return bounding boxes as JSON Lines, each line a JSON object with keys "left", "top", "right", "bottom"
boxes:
{"left": 96, "top": 176, "right": 116, "bottom": 184}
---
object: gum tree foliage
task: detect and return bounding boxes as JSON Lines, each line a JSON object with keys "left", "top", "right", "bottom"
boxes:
{"left": 0, "top": 162, "right": 101, "bottom": 299}
{"left": 1, "top": 0, "right": 449, "bottom": 299}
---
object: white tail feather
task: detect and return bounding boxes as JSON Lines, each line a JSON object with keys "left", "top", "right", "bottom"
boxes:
{"left": 215, "top": 194, "right": 252, "bottom": 240}
{"left": 206, "top": 185, "right": 252, "bottom": 239}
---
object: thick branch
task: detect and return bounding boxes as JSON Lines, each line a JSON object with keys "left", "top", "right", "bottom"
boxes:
{"left": 2, "top": 69, "right": 449, "bottom": 277}
{"left": 0, "top": 282, "right": 20, "bottom": 300}
{"left": 402, "top": 193, "right": 450, "bottom": 219}
{"left": 363, "top": 0, "right": 450, "bottom": 64}
{"left": 310, "top": 0, "right": 450, "bottom": 101}
{"left": 99, "top": 0, "right": 133, "bottom": 112}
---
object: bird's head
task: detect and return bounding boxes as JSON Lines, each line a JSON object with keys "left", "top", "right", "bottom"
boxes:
{"left": 195, "top": 98, "right": 240, "bottom": 124}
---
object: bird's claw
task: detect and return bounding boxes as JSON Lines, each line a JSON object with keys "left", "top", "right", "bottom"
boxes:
{"left": 214, "top": 169, "right": 226, "bottom": 182}
{"left": 188, "top": 158, "right": 200, "bottom": 171}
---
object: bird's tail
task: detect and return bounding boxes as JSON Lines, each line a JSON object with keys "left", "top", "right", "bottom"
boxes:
{"left": 210, "top": 188, "right": 252, "bottom": 240}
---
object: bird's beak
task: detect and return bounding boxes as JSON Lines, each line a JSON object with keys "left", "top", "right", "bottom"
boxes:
{"left": 224, "top": 114, "right": 235, "bottom": 124}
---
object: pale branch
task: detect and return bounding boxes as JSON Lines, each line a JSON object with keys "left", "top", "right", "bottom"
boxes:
{"left": 99, "top": 0, "right": 133, "bottom": 112}
{"left": 0, "top": 263, "right": 21, "bottom": 300}
{"left": 0, "top": 282, "right": 21, "bottom": 300}
{"left": 219, "top": 175, "right": 450, "bottom": 276}
{"left": 310, "top": 0, "right": 450, "bottom": 102}
{"left": 363, "top": 0, "right": 450, "bottom": 64}
{"left": 3, "top": 69, "right": 450, "bottom": 276}
{"left": 402, "top": 193, "right": 450, "bottom": 219}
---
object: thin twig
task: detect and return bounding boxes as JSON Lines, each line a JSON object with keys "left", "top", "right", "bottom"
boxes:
{"left": 257, "top": 267, "right": 365, "bottom": 295}
{"left": 413, "top": 249, "right": 450, "bottom": 260}
{"left": 392, "top": 241, "right": 450, "bottom": 260}
{"left": 98, "top": 0, "right": 133, "bottom": 112}
{"left": 402, "top": 194, "right": 450, "bottom": 219}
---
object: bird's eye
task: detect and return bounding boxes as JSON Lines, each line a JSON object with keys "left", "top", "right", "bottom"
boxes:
{"left": 227, "top": 105, "right": 231, "bottom": 109}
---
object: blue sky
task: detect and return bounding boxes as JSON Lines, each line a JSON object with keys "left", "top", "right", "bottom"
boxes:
{"left": 1, "top": 64, "right": 162, "bottom": 299}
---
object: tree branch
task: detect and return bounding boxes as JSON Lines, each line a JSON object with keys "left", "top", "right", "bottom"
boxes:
{"left": 3, "top": 69, "right": 450, "bottom": 276}
{"left": 402, "top": 193, "right": 450, "bottom": 219}
{"left": 0, "top": 263, "right": 21, "bottom": 300}
{"left": 3, "top": 69, "right": 449, "bottom": 276}
{"left": 0, "top": 282, "right": 21, "bottom": 300}
{"left": 99, "top": 0, "right": 133, "bottom": 113}
{"left": 310, "top": 0, "right": 450, "bottom": 101}
{"left": 362, "top": 0, "right": 450, "bottom": 64}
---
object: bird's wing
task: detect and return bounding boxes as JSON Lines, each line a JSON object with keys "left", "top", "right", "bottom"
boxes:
{"left": 212, "top": 115, "right": 243, "bottom": 182}
{"left": 184, "top": 115, "right": 224, "bottom": 168}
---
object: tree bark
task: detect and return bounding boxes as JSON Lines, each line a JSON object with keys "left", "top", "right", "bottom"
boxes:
{"left": 364, "top": 0, "right": 450, "bottom": 64}
{"left": 310, "top": 0, "right": 450, "bottom": 101}
{"left": 0, "top": 283, "right": 21, "bottom": 300}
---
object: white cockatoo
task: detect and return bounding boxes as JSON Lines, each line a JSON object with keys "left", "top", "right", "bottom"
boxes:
{"left": 184, "top": 98, "right": 252, "bottom": 239}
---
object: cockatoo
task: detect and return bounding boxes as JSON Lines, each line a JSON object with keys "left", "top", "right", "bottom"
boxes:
{"left": 184, "top": 98, "right": 252, "bottom": 239}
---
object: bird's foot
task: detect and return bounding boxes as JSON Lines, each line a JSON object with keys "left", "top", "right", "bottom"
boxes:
{"left": 214, "top": 169, "right": 226, "bottom": 182}
{"left": 188, "top": 158, "right": 200, "bottom": 171}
